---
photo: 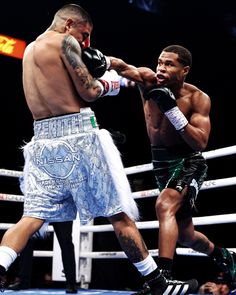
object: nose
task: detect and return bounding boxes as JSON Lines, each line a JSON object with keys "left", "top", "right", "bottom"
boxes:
{"left": 158, "top": 64, "right": 166, "bottom": 72}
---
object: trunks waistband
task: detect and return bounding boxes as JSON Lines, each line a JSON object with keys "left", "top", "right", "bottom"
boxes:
{"left": 151, "top": 144, "right": 199, "bottom": 161}
{"left": 33, "top": 108, "right": 98, "bottom": 140}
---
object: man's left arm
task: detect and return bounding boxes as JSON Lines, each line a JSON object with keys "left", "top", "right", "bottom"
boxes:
{"left": 179, "top": 92, "right": 211, "bottom": 151}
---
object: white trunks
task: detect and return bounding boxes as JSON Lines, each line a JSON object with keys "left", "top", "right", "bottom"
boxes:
{"left": 20, "top": 108, "right": 139, "bottom": 224}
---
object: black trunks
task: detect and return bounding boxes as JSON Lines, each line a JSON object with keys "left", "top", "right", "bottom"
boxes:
{"left": 151, "top": 143, "right": 208, "bottom": 220}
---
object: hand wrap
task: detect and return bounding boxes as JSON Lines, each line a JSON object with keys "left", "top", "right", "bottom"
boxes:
{"left": 98, "top": 70, "right": 120, "bottom": 97}
{"left": 143, "top": 86, "right": 188, "bottom": 131}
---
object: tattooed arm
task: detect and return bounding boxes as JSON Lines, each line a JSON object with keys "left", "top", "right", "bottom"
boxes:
{"left": 60, "top": 34, "right": 104, "bottom": 101}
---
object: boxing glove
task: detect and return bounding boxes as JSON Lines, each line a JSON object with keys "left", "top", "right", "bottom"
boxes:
{"left": 82, "top": 47, "right": 110, "bottom": 78}
{"left": 143, "top": 86, "right": 177, "bottom": 112}
{"left": 98, "top": 70, "right": 120, "bottom": 97}
{"left": 143, "top": 86, "right": 188, "bottom": 131}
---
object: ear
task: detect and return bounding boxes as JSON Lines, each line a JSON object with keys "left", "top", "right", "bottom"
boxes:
{"left": 183, "top": 65, "right": 190, "bottom": 77}
{"left": 65, "top": 18, "right": 74, "bottom": 31}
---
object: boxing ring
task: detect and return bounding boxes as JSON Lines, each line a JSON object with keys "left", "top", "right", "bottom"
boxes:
{"left": 0, "top": 145, "right": 236, "bottom": 294}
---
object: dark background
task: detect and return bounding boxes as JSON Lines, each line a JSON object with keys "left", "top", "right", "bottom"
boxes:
{"left": 0, "top": 0, "right": 236, "bottom": 291}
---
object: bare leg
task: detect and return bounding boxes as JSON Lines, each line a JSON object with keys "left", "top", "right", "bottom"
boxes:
{"left": 156, "top": 188, "right": 215, "bottom": 258}
{"left": 108, "top": 212, "right": 149, "bottom": 263}
{"left": 156, "top": 188, "right": 183, "bottom": 259}
{"left": 178, "top": 217, "right": 215, "bottom": 255}
{"left": 1, "top": 217, "right": 44, "bottom": 254}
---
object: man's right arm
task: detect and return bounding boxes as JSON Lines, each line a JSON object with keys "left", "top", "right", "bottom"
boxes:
{"left": 109, "top": 57, "right": 157, "bottom": 88}
{"left": 61, "top": 35, "right": 120, "bottom": 101}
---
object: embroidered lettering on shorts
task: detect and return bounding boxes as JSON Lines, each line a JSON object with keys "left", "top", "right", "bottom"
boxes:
{"left": 32, "top": 140, "right": 80, "bottom": 178}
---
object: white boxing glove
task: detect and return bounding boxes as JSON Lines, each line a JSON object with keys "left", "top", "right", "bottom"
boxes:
{"left": 98, "top": 69, "right": 120, "bottom": 97}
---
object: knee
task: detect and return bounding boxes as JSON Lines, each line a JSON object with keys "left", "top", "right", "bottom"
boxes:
{"left": 155, "top": 196, "right": 175, "bottom": 219}
{"left": 156, "top": 188, "right": 182, "bottom": 216}
{"left": 155, "top": 198, "right": 165, "bottom": 215}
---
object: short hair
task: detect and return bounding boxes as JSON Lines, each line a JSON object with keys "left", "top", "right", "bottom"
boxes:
{"left": 55, "top": 3, "right": 93, "bottom": 26}
{"left": 163, "top": 45, "right": 192, "bottom": 67}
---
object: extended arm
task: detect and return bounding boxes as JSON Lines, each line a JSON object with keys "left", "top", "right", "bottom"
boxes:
{"left": 80, "top": 47, "right": 157, "bottom": 91}
{"left": 109, "top": 57, "right": 157, "bottom": 87}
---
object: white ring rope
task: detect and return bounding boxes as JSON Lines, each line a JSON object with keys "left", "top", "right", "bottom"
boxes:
{"left": 0, "top": 145, "right": 236, "bottom": 178}
{"left": 1, "top": 213, "right": 236, "bottom": 232}
{"left": 80, "top": 213, "right": 236, "bottom": 232}
{"left": 125, "top": 145, "right": 236, "bottom": 175}
{"left": 0, "top": 193, "right": 24, "bottom": 202}
{"left": 0, "top": 169, "right": 22, "bottom": 178}
{"left": 0, "top": 145, "right": 236, "bottom": 260}
{"left": 1, "top": 175, "right": 236, "bottom": 203}
{"left": 79, "top": 247, "right": 236, "bottom": 259}
{"left": 0, "top": 223, "right": 54, "bottom": 232}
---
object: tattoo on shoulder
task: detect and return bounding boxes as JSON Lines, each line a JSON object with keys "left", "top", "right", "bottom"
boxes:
{"left": 61, "top": 35, "right": 82, "bottom": 69}
{"left": 61, "top": 35, "right": 101, "bottom": 93}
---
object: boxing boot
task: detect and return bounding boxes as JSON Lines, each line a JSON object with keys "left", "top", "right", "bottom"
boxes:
{"left": 133, "top": 269, "right": 198, "bottom": 295}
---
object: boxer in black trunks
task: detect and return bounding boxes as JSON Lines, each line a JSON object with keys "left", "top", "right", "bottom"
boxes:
{"left": 102, "top": 44, "right": 236, "bottom": 292}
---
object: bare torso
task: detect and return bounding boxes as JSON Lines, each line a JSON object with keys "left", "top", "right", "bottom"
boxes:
{"left": 23, "top": 31, "right": 87, "bottom": 120}
{"left": 142, "top": 83, "right": 203, "bottom": 146}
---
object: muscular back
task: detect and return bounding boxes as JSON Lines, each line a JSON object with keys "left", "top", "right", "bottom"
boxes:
{"left": 23, "top": 31, "right": 101, "bottom": 120}
{"left": 23, "top": 31, "right": 84, "bottom": 119}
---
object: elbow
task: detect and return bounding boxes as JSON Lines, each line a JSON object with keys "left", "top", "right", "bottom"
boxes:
{"left": 110, "top": 58, "right": 123, "bottom": 71}
{"left": 79, "top": 86, "right": 102, "bottom": 102}
{"left": 192, "top": 129, "right": 209, "bottom": 152}
{"left": 201, "top": 141, "right": 208, "bottom": 151}
{"left": 194, "top": 139, "right": 208, "bottom": 152}
{"left": 81, "top": 92, "right": 99, "bottom": 102}
{"left": 195, "top": 145, "right": 206, "bottom": 152}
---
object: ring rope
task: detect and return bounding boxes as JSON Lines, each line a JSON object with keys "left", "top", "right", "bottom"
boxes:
{"left": 1, "top": 214, "right": 236, "bottom": 232}
{"left": 79, "top": 247, "right": 236, "bottom": 259}
{"left": 12, "top": 248, "right": 236, "bottom": 259}
{"left": 1, "top": 175, "right": 236, "bottom": 203}
{"left": 80, "top": 213, "right": 236, "bottom": 232}
{"left": 124, "top": 145, "right": 236, "bottom": 175}
{"left": 0, "top": 193, "right": 24, "bottom": 202}
{"left": 0, "top": 145, "right": 236, "bottom": 178}
{"left": 0, "top": 169, "right": 22, "bottom": 178}
{"left": 0, "top": 223, "right": 54, "bottom": 231}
